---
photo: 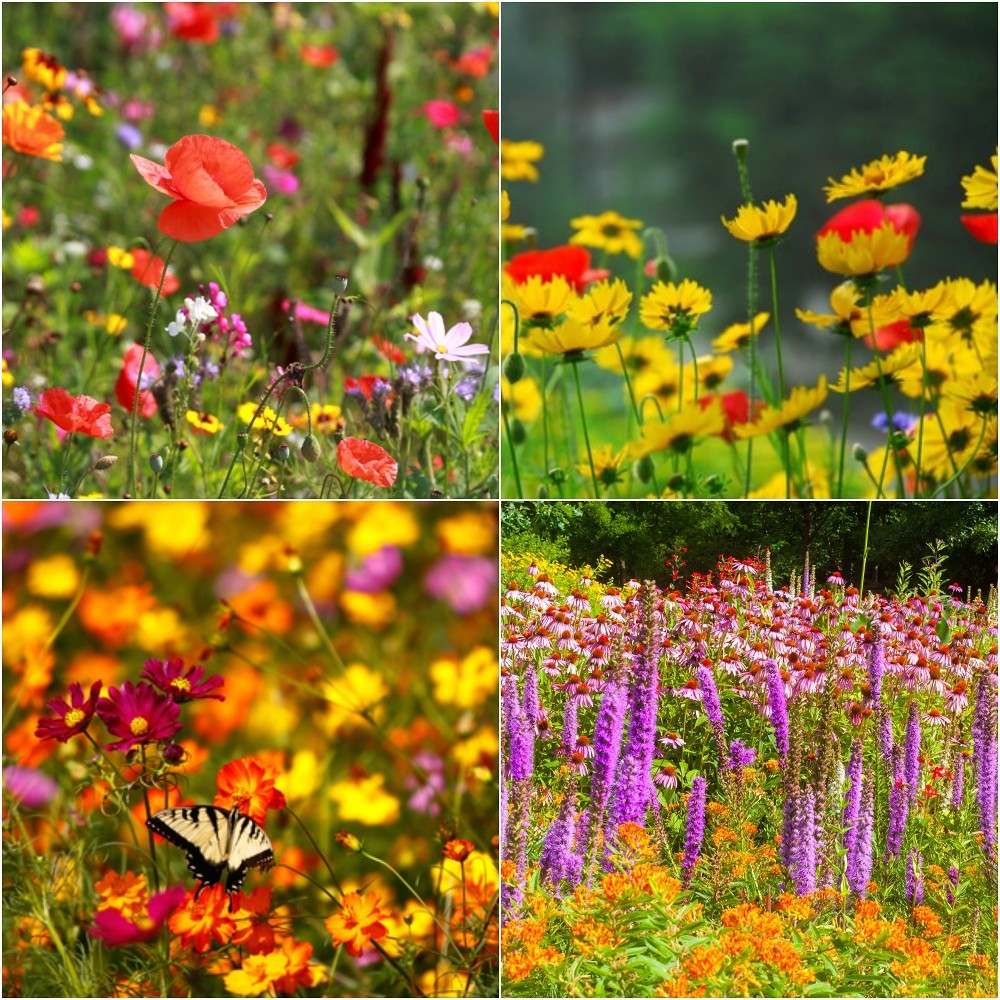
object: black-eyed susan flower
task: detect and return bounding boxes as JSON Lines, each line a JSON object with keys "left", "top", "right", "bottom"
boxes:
{"left": 733, "top": 377, "right": 828, "bottom": 438}
{"left": 639, "top": 279, "right": 712, "bottom": 338}
{"left": 721, "top": 195, "right": 796, "bottom": 242}
{"left": 960, "top": 151, "right": 998, "bottom": 211}
{"left": 928, "top": 277, "right": 997, "bottom": 345}
{"left": 500, "top": 139, "right": 544, "bottom": 182}
{"left": 830, "top": 344, "right": 922, "bottom": 393}
{"left": 21, "top": 48, "right": 67, "bottom": 93}
{"left": 511, "top": 274, "right": 576, "bottom": 329}
{"left": 823, "top": 151, "right": 926, "bottom": 202}
{"left": 916, "top": 401, "right": 990, "bottom": 482}
{"left": 711, "top": 313, "right": 770, "bottom": 353}
{"left": 633, "top": 400, "right": 725, "bottom": 457}
{"left": 568, "top": 278, "right": 632, "bottom": 330}
{"left": 529, "top": 317, "right": 621, "bottom": 359}
{"left": 569, "top": 210, "right": 644, "bottom": 259}
{"left": 238, "top": 402, "right": 292, "bottom": 436}
{"left": 816, "top": 222, "right": 911, "bottom": 276}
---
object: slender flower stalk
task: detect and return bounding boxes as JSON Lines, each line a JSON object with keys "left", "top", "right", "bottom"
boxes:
{"left": 697, "top": 664, "right": 727, "bottom": 762}
{"left": 903, "top": 701, "right": 921, "bottom": 804}
{"left": 886, "top": 771, "right": 909, "bottom": 859}
{"left": 539, "top": 782, "right": 578, "bottom": 893}
{"left": 681, "top": 775, "right": 707, "bottom": 889}
{"left": 561, "top": 698, "right": 578, "bottom": 757}
{"left": 847, "top": 779, "right": 875, "bottom": 897}
{"left": 794, "top": 785, "right": 817, "bottom": 895}
{"left": 843, "top": 738, "right": 863, "bottom": 858}
{"left": 765, "top": 658, "right": 790, "bottom": 760}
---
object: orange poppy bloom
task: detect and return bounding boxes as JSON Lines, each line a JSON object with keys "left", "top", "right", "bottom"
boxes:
{"left": 325, "top": 891, "right": 393, "bottom": 958}
{"left": 130, "top": 248, "right": 180, "bottom": 296}
{"left": 131, "top": 134, "right": 266, "bottom": 242}
{"left": 2, "top": 101, "right": 64, "bottom": 161}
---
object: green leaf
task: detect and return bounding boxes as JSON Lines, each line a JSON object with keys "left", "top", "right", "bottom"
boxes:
{"left": 462, "top": 386, "right": 492, "bottom": 448}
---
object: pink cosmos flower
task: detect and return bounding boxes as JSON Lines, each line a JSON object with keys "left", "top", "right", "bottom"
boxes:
{"left": 96, "top": 681, "right": 182, "bottom": 754}
{"left": 35, "top": 680, "right": 103, "bottom": 743}
{"left": 406, "top": 312, "right": 489, "bottom": 363}
{"left": 90, "top": 885, "right": 186, "bottom": 946}
{"left": 422, "top": 100, "right": 461, "bottom": 129}
{"left": 140, "top": 658, "right": 225, "bottom": 703}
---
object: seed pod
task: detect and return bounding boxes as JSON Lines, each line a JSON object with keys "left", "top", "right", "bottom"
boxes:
{"left": 301, "top": 434, "right": 321, "bottom": 462}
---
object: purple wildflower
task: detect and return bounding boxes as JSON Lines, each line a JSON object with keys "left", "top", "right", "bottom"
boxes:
{"left": 343, "top": 545, "right": 404, "bottom": 592}
{"left": 847, "top": 779, "right": 874, "bottom": 897}
{"left": 616, "top": 632, "right": 660, "bottom": 825}
{"left": 697, "top": 664, "right": 727, "bottom": 759}
{"left": 561, "top": 698, "right": 579, "bottom": 757}
{"left": 140, "top": 658, "right": 224, "bottom": 703}
{"left": 522, "top": 664, "right": 539, "bottom": 726}
{"left": 504, "top": 675, "right": 533, "bottom": 781}
{"left": 868, "top": 629, "right": 885, "bottom": 707}
{"left": 3, "top": 765, "right": 59, "bottom": 808}
{"left": 765, "top": 659, "right": 789, "bottom": 760}
{"left": 972, "top": 675, "right": 997, "bottom": 860}
{"left": 681, "top": 775, "right": 707, "bottom": 889}
{"left": 903, "top": 701, "right": 921, "bottom": 804}
{"left": 726, "top": 739, "right": 756, "bottom": 781}
{"left": 878, "top": 707, "right": 894, "bottom": 763}
{"left": 96, "top": 681, "right": 181, "bottom": 755}
{"left": 793, "top": 785, "right": 817, "bottom": 895}
{"left": 35, "top": 680, "right": 103, "bottom": 743}
{"left": 539, "top": 786, "right": 578, "bottom": 892}
{"left": 843, "top": 738, "right": 863, "bottom": 858}
{"left": 951, "top": 752, "right": 965, "bottom": 810}
{"left": 885, "top": 772, "right": 909, "bottom": 859}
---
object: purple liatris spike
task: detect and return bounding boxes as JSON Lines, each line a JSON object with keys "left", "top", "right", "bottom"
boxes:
{"left": 868, "top": 628, "right": 885, "bottom": 707}
{"left": 843, "top": 738, "right": 863, "bottom": 859}
{"left": 727, "top": 739, "right": 756, "bottom": 781}
{"left": 591, "top": 681, "right": 628, "bottom": 802}
{"left": 903, "top": 701, "right": 921, "bottom": 804}
{"left": 540, "top": 786, "right": 577, "bottom": 891}
{"left": 781, "top": 787, "right": 796, "bottom": 870}
{"left": 946, "top": 866, "right": 959, "bottom": 905}
{"left": 885, "top": 772, "right": 909, "bottom": 859}
{"left": 504, "top": 674, "right": 533, "bottom": 781}
{"left": 793, "top": 785, "right": 817, "bottom": 896}
{"left": 878, "top": 707, "right": 894, "bottom": 763}
{"left": 681, "top": 776, "right": 707, "bottom": 889}
{"left": 972, "top": 675, "right": 998, "bottom": 860}
{"left": 561, "top": 698, "right": 579, "bottom": 757}
{"left": 697, "top": 664, "right": 727, "bottom": 758}
{"left": 847, "top": 778, "right": 874, "bottom": 897}
{"left": 765, "top": 659, "right": 789, "bottom": 760}
{"left": 951, "top": 752, "right": 965, "bottom": 810}
{"left": 522, "top": 664, "right": 539, "bottom": 726}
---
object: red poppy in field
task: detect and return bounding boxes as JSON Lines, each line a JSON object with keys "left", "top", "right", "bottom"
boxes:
{"left": 817, "top": 199, "right": 921, "bottom": 249}
{"left": 215, "top": 756, "right": 286, "bottom": 826}
{"left": 337, "top": 437, "right": 398, "bottom": 488}
{"left": 452, "top": 44, "right": 493, "bottom": 78}
{"left": 266, "top": 141, "right": 299, "bottom": 170}
{"left": 343, "top": 375, "right": 391, "bottom": 402}
{"left": 34, "top": 680, "right": 103, "bottom": 743}
{"left": 141, "top": 657, "right": 225, "bottom": 703}
{"left": 35, "top": 388, "right": 114, "bottom": 439}
{"left": 131, "top": 134, "right": 267, "bottom": 242}
{"left": 90, "top": 885, "right": 186, "bottom": 946}
{"left": 698, "top": 390, "right": 762, "bottom": 444}
{"left": 863, "top": 318, "right": 919, "bottom": 351}
{"left": 164, "top": 2, "right": 239, "bottom": 44}
{"left": 505, "top": 245, "right": 599, "bottom": 294}
{"left": 482, "top": 109, "right": 499, "bottom": 145}
{"left": 96, "top": 681, "right": 182, "bottom": 754}
{"left": 114, "top": 343, "right": 160, "bottom": 418}
{"left": 960, "top": 213, "right": 998, "bottom": 243}
{"left": 300, "top": 43, "right": 339, "bottom": 68}
{"left": 130, "top": 248, "right": 180, "bottom": 296}
{"left": 372, "top": 336, "right": 406, "bottom": 363}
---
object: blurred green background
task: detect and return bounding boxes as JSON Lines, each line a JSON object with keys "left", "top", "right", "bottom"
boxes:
{"left": 502, "top": 2, "right": 997, "bottom": 450}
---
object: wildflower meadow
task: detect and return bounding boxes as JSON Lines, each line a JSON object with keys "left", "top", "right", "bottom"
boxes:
{"left": 500, "top": 503, "right": 998, "bottom": 997}
{"left": 2, "top": 2, "right": 499, "bottom": 500}
{"left": 2, "top": 500, "right": 499, "bottom": 997}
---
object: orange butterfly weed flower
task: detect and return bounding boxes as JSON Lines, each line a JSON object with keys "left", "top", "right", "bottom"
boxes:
{"left": 168, "top": 885, "right": 236, "bottom": 953}
{"left": 325, "top": 891, "right": 392, "bottom": 958}
{"left": 2, "top": 101, "right": 64, "bottom": 160}
{"left": 131, "top": 134, "right": 266, "bottom": 242}
{"left": 215, "top": 755, "right": 286, "bottom": 827}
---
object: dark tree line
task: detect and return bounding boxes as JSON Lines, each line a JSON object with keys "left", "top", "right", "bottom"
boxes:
{"left": 501, "top": 501, "right": 998, "bottom": 595}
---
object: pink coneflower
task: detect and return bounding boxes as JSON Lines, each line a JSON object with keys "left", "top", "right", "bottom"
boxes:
{"left": 673, "top": 678, "right": 703, "bottom": 702}
{"left": 944, "top": 681, "right": 969, "bottom": 714}
{"left": 567, "top": 589, "right": 590, "bottom": 612}
{"left": 527, "top": 562, "right": 539, "bottom": 577}
{"left": 35, "top": 680, "right": 103, "bottom": 743}
{"left": 568, "top": 752, "right": 588, "bottom": 777}
{"left": 570, "top": 681, "right": 594, "bottom": 709}
{"left": 654, "top": 764, "right": 678, "bottom": 789}
{"left": 140, "top": 658, "right": 224, "bottom": 703}
{"left": 923, "top": 708, "right": 949, "bottom": 726}
{"left": 827, "top": 571, "right": 845, "bottom": 585}
{"left": 575, "top": 734, "right": 595, "bottom": 759}
{"left": 533, "top": 575, "right": 559, "bottom": 597}
{"left": 600, "top": 588, "right": 624, "bottom": 611}
{"left": 96, "top": 681, "right": 182, "bottom": 754}
{"left": 660, "top": 731, "right": 685, "bottom": 749}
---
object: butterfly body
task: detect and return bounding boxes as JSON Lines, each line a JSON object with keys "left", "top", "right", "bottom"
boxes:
{"left": 146, "top": 805, "right": 273, "bottom": 909}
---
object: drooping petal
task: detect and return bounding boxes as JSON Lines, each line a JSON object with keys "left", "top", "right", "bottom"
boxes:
{"left": 129, "top": 153, "right": 179, "bottom": 197}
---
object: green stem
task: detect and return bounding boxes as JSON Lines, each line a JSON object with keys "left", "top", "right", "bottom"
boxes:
{"left": 570, "top": 360, "right": 600, "bottom": 497}
{"left": 859, "top": 500, "right": 873, "bottom": 596}
{"left": 501, "top": 405, "right": 524, "bottom": 497}
{"left": 837, "top": 336, "right": 853, "bottom": 498}
{"left": 292, "top": 572, "right": 347, "bottom": 675}
{"left": 913, "top": 333, "right": 929, "bottom": 496}
{"left": 932, "top": 417, "right": 988, "bottom": 498}
{"left": 127, "top": 241, "right": 178, "bottom": 497}
{"left": 767, "top": 246, "right": 785, "bottom": 403}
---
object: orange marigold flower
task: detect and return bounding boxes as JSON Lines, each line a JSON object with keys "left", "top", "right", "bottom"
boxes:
{"left": 2, "top": 101, "right": 64, "bottom": 160}
{"left": 325, "top": 891, "right": 392, "bottom": 958}
{"left": 94, "top": 870, "right": 149, "bottom": 920}
{"left": 168, "top": 885, "right": 236, "bottom": 953}
{"left": 215, "top": 756, "right": 286, "bottom": 827}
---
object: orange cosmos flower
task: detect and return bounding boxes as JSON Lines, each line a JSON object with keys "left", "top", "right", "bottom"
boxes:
{"left": 2, "top": 101, "right": 64, "bottom": 161}
{"left": 325, "top": 891, "right": 392, "bottom": 958}
{"left": 442, "top": 839, "right": 476, "bottom": 862}
{"left": 229, "top": 887, "right": 282, "bottom": 955}
{"left": 222, "top": 953, "right": 285, "bottom": 997}
{"left": 215, "top": 756, "right": 286, "bottom": 827}
{"left": 271, "top": 937, "right": 326, "bottom": 992}
{"left": 94, "top": 870, "right": 149, "bottom": 920}
{"left": 168, "top": 885, "right": 236, "bottom": 953}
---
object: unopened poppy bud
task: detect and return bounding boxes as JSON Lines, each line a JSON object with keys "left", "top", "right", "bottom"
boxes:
{"left": 335, "top": 829, "right": 363, "bottom": 852}
{"left": 852, "top": 443, "right": 868, "bottom": 462}
{"left": 301, "top": 434, "right": 320, "bottom": 462}
{"left": 732, "top": 138, "right": 749, "bottom": 159}
{"left": 4, "top": 428, "right": 18, "bottom": 445}
{"left": 634, "top": 455, "right": 654, "bottom": 483}
{"left": 537, "top": 485, "right": 549, "bottom": 499}
{"left": 275, "top": 442, "right": 290, "bottom": 463}
{"left": 70, "top": 281, "right": 82, "bottom": 293}
{"left": 503, "top": 351, "right": 525, "bottom": 384}
{"left": 509, "top": 418, "right": 526, "bottom": 445}
{"left": 264, "top": 212, "right": 273, "bottom": 222}
{"left": 5, "top": 76, "right": 17, "bottom": 89}
{"left": 331, "top": 273, "right": 349, "bottom": 296}
{"left": 149, "top": 453, "right": 164, "bottom": 473}
{"left": 547, "top": 467, "right": 566, "bottom": 485}
{"left": 93, "top": 455, "right": 118, "bottom": 471}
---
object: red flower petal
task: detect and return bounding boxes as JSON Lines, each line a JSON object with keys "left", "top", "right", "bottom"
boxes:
{"left": 130, "top": 249, "right": 180, "bottom": 296}
{"left": 960, "top": 213, "right": 998, "bottom": 244}
{"left": 482, "top": 109, "right": 499, "bottom": 145}
{"left": 818, "top": 199, "right": 921, "bottom": 248}
{"left": 115, "top": 344, "right": 160, "bottom": 418}
{"left": 35, "top": 388, "right": 114, "bottom": 439}
{"left": 337, "top": 437, "right": 398, "bottom": 488}
{"left": 505, "top": 245, "right": 592, "bottom": 294}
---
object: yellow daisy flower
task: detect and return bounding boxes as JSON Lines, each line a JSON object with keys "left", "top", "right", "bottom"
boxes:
{"left": 884, "top": 282, "right": 953, "bottom": 329}
{"left": 721, "top": 195, "right": 797, "bottom": 242}
{"left": 575, "top": 443, "right": 632, "bottom": 486}
{"left": 21, "top": 48, "right": 66, "bottom": 93}
{"left": 640, "top": 279, "right": 712, "bottom": 335}
{"left": 502, "top": 375, "right": 543, "bottom": 422}
{"left": 895, "top": 336, "right": 966, "bottom": 399}
{"left": 290, "top": 403, "right": 344, "bottom": 434}
{"left": 106, "top": 246, "right": 135, "bottom": 270}
{"left": 568, "top": 278, "right": 632, "bottom": 330}
{"left": 529, "top": 317, "right": 621, "bottom": 357}
{"left": 712, "top": 313, "right": 770, "bottom": 353}
{"left": 734, "top": 377, "right": 828, "bottom": 438}
{"left": 569, "top": 210, "right": 644, "bottom": 259}
{"left": 688, "top": 354, "right": 733, "bottom": 391}
{"left": 941, "top": 371, "right": 998, "bottom": 417}
{"left": 816, "top": 222, "right": 911, "bottom": 276}
{"left": 185, "top": 410, "right": 224, "bottom": 436}
{"left": 511, "top": 274, "right": 576, "bottom": 329}
{"left": 237, "top": 402, "right": 293, "bottom": 437}
{"left": 823, "top": 151, "right": 926, "bottom": 202}
{"left": 915, "top": 401, "right": 989, "bottom": 482}
{"left": 633, "top": 400, "right": 725, "bottom": 457}
{"left": 927, "top": 278, "right": 998, "bottom": 343}
{"left": 594, "top": 335, "right": 671, "bottom": 378}
{"left": 500, "top": 139, "right": 544, "bottom": 182}
{"left": 795, "top": 285, "right": 864, "bottom": 332}
{"left": 830, "top": 344, "right": 922, "bottom": 393}
{"left": 960, "top": 151, "right": 998, "bottom": 211}
{"left": 501, "top": 190, "right": 511, "bottom": 221}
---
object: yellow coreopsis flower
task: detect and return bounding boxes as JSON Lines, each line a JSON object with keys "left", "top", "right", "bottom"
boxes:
{"left": 502, "top": 375, "right": 543, "bottom": 422}
{"left": 633, "top": 400, "right": 725, "bottom": 457}
{"left": 511, "top": 274, "right": 576, "bottom": 329}
{"left": 712, "top": 313, "right": 770, "bottom": 353}
{"left": 915, "top": 401, "right": 990, "bottom": 482}
{"left": 593, "top": 335, "right": 671, "bottom": 378}
{"left": 529, "top": 317, "right": 621, "bottom": 357}
{"left": 927, "top": 278, "right": 998, "bottom": 344}
{"left": 689, "top": 354, "right": 733, "bottom": 391}
{"left": 816, "top": 222, "right": 911, "bottom": 276}
{"left": 640, "top": 279, "right": 712, "bottom": 335}
{"left": 895, "top": 336, "right": 968, "bottom": 399}
{"left": 569, "top": 210, "right": 645, "bottom": 259}
{"left": 734, "top": 377, "right": 828, "bottom": 438}
{"left": 830, "top": 344, "right": 922, "bottom": 393}
{"left": 960, "top": 151, "right": 998, "bottom": 211}
{"left": 500, "top": 139, "right": 544, "bottom": 182}
{"left": 721, "top": 195, "right": 797, "bottom": 242}
{"left": 884, "top": 282, "right": 953, "bottom": 329}
{"left": 185, "top": 410, "right": 224, "bottom": 435}
{"left": 568, "top": 278, "right": 632, "bottom": 330}
{"left": 823, "top": 151, "right": 926, "bottom": 202}
{"left": 576, "top": 443, "right": 632, "bottom": 487}
{"left": 21, "top": 48, "right": 67, "bottom": 93}
{"left": 237, "top": 402, "right": 293, "bottom": 436}
{"left": 106, "top": 246, "right": 135, "bottom": 270}
{"left": 943, "top": 370, "right": 999, "bottom": 416}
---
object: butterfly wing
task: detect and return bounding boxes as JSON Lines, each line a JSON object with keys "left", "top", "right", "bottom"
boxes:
{"left": 224, "top": 811, "right": 274, "bottom": 897}
{"left": 147, "top": 806, "right": 231, "bottom": 895}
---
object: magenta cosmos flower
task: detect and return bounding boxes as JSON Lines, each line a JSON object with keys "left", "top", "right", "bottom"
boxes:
{"left": 35, "top": 680, "right": 103, "bottom": 743}
{"left": 90, "top": 884, "right": 186, "bottom": 946}
{"left": 140, "top": 658, "right": 225, "bottom": 703}
{"left": 405, "top": 312, "right": 490, "bottom": 362}
{"left": 96, "top": 681, "right": 181, "bottom": 754}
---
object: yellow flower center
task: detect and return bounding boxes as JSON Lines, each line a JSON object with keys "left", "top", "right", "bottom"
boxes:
{"left": 64, "top": 708, "right": 85, "bottom": 727}
{"left": 862, "top": 165, "right": 889, "bottom": 185}
{"left": 435, "top": 342, "right": 449, "bottom": 353}
{"left": 130, "top": 716, "right": 149, "bottom": 736}
{"left": 170, "top": 678, "right": 191, "bottom": 693}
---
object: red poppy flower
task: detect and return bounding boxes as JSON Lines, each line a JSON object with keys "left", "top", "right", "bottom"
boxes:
{"left": 300, "top": 43, "right": 339, "bottom": 68}
{"left": 165, "top": 2, "right": 224, "bottom": 44}
{"left": 817, "top": 199, "right": 921, "bottom": 249}
{"left": 266, "top": 142, "right": 299, "bottom": 170}
{"left": 131, "top": 134, "right": 267, "bottom": 243}
{"left": 115, "top": 343, "right": 160, "bottom": 418}
{"left": 698, "top": 390, "right": 761, "bottom": 444}
{"left": 372, "top": 336, "right": 406, "bottom": 363}
{"left": 960, "top": 213, "right": 998, "bottom": 244}
{"left": 452, "top": 45, "right": 493, "bottom": 79}
{"left": 505, "top": 245, "right": 594, "bottom": 293}
{"left": 863, "top": 318, "right": 919, "bottom": 352}
{"left": 344, "top": 375, "right": 392, "bottom": 402}
{"left": 482, "top": 109, "right": 499, "bottom": 145}
{"left": 35, "top": 388, "right": 114, "bottom": 439}
{"left": 337, "top": 437, "right": 398, "bottom": 488}
{"left": 130, "top": 249, "right": 180, "bottom": 296}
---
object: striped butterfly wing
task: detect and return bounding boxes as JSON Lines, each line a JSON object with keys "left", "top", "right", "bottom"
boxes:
{"left": 147, "top": 806, "right": 232, "bottom": 895}
{"left": 224, "top": 810, "right": 275, "bottom": 896}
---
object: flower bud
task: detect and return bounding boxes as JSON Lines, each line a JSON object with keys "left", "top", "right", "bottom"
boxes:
{"left": 509, "top": 418, "right": 526, "bottom": 445}
{"left": 667, "top": 473, "right": 686, "bottom": 491}
{"left": 149, "top": 453, "right": 164, "bottom": 473}
{"left": 503, "top": 351, "right": 525, "bottom": 384}
{"left": 301, "top": 434, "right": 321, "bottom": 462}
{"left": 331, "top": 273, "right": 349, "bottom": 296}
{"left": 732, "top": 138, "right": 749, "bottom": 158}
{"left": 161, "top": 742, "right": 185, "bottom": 764}
{"left": 3, "top": 428, "right": 18, "bottom": 445}
{"left": 93, "top": 455, "right": 118, "bottom": 471}
{"left": 852, "top": 443, "right": 868, "bottom": 462}
{"left": 655, "top": 254, "right": 679, "bottom": 283}
{"left": 547, "top": 467, "right": 566, "bottom": 486}
{"left": 537, "top": 486, "right": 549, "bottom": 499}
{"left": 634, "top": 455, "right": 654, "bottom": 483}
{"left": 275, "top": 442, "right": 290, "bottom": 463}
{"left": 335, "top": 829, "right": 363, "bottom": 852}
